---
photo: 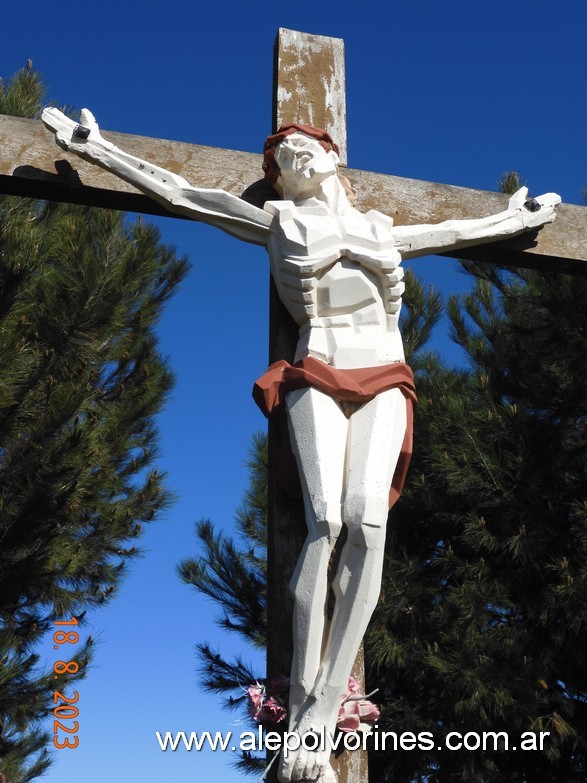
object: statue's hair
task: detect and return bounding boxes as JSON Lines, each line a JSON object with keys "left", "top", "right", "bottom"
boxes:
{"left": 263, "top": 123, "right": 357, "bottom": 206}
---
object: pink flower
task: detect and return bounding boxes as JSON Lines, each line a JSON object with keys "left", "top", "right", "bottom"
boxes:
{"left": 347, "top": 677, "right": 361, "bottom": 694}
{"left": 247, "top": 683, "right": 265, "bottom": 720}
{"left": 246, "top": 682, "right": 287, "bottom": 724}
{"left": 337, "top": 701, "right": 362, "bottom": 732}
{"left": 340, "top": 676, "right": 362, "bottom": 704}
{"left": 358, "top": 700, "right": 380, "bottom": 723}
{"left": 337, "top": 681, "right": 380, "bottom": 733}
{"left": 262, "top": 695, "right": 288, "bottom": 724}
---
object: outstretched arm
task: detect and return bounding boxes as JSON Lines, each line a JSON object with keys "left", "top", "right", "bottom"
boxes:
{"left": 42, "top": 108, "right": 272, "bottom": 245}
{"left": 391, "top": 187, "right": 561, "bottom": 260}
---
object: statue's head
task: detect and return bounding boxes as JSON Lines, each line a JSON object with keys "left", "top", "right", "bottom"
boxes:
{"left": 262, "top": 123, "right": 339, "bottom": 184}
{"left": 263, "top": 123, "right": 356, "bottom": 204}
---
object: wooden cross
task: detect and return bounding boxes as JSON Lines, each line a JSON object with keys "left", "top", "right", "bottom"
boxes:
{"left": 1, "top": 27, "right": 585, "bottom": 783}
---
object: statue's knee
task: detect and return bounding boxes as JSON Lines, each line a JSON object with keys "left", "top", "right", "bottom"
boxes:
{"left": 313, "top": 503, "right": 343, "bottom": 542}
{"left": 316, "top": 510, "right": 342, "bottom": 543}
{"left": 349, "top": 521, "right": 386, "bottom": 549}
{"left": 343, "top": 491, "right": 388, "bottom": 549}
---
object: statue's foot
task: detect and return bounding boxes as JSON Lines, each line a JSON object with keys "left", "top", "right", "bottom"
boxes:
{"left": 277, "top": 747, "right": 333, "bottom": 782}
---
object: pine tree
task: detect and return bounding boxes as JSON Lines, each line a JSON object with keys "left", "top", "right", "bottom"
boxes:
{"left": 179, "top": 433, "right": 268, "bottom": 775}
{"left": 179, "top": 431, "right": 268, "bottom": 694}
{"left": 0, "top": 66, "right": 188, "bottom": 782}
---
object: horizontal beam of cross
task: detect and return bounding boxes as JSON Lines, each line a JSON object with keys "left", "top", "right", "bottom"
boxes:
{"left": 1, "top": 114, "right": 585, "bottom": 273}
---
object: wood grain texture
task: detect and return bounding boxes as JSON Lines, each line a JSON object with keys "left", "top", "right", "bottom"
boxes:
{"left": 274, "top": 28, "right": 347, "bottom": 165}
{"left": 0, "top": 114, "right": 262, "bottom": 215}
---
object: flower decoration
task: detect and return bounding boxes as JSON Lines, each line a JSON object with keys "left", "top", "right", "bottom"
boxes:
{"left": 261, "top": 695, "right": 288, "bottom": 724}
{"left": 246, "top": 674, "right": 379, "bottom": 732}
{"left": 247, "top": 682, "right": 265, "bottom": 720}
{"left": 247, "top": 677, "right": 289, "bottom": 724}
{"left": 336, "top": 676, "right": 380, "bottom": 733}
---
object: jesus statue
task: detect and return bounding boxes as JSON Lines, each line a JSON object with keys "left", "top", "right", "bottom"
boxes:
{"left": 42, "top": 107, "right": 559, "bottom": 782}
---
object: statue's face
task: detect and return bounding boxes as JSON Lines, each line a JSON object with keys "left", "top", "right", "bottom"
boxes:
{"left": 274, "top": 132, "right": 338, "bottom": 197}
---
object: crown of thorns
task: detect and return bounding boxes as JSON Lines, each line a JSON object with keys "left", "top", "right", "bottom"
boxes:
{"left": 262, "top": 123, "right": 340, "bottom": 184}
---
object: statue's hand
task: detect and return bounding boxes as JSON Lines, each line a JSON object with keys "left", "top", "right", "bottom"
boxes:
{"left": 42, "top": 107, "right": 115, "bottom": 155}
{"left": 507, "top": 186, "right": 561, "bottom": 229}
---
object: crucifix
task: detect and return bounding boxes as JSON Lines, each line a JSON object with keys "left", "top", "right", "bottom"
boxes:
{"left": 1, "top": 28, "right": 584, "bottom": 783}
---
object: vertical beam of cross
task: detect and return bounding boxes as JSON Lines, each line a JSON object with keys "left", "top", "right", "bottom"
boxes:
{"left": 274, "top": 28, "right": 348, "bottom": 166}
{"left": 267, "top": 28, "right": 369, "bottom": 783}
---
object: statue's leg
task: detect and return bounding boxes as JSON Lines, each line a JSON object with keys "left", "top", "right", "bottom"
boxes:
{"left": 285, "top": 387, "right": 348, "bottom": 720}
{"left": 308, "top": 388, "right": 407, "bottom": 733}
{"left": 280, "top": 387, "right": 348, "bottom": 781}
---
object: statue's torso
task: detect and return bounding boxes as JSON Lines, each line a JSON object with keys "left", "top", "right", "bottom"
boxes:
{"left": 265, "top": 201, "right": 405, "bottom": 368}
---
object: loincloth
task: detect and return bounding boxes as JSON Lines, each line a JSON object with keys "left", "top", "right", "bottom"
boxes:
{"left": 253, "top": 356, "right": 417, "bottom": 508}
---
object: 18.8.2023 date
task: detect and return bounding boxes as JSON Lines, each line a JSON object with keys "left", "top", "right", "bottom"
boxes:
{"left": 52, "top": 617, "right": 81, "bottom": 749}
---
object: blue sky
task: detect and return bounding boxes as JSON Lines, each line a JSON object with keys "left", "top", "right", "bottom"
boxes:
{"left": 2, "top": 1, "right": 586, "bottom": 781}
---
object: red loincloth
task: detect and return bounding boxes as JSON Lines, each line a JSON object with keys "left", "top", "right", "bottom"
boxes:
{"left": 253, "top": 357, "right": 417, "bottom": 508}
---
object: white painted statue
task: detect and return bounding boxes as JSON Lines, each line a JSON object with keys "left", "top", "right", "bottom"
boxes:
{"left": 42, "top": 108, "right": 560, "bottom": 783}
